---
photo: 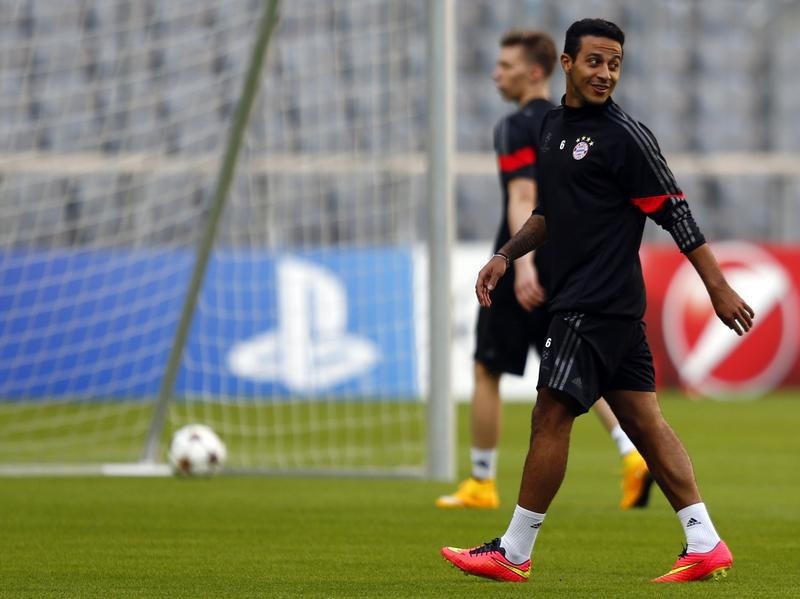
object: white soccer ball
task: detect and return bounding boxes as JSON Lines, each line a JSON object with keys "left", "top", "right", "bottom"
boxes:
{"left": 168, "top": 423, "right": 227, "bottom": 477}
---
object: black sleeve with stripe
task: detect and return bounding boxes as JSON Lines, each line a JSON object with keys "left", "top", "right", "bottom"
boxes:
{"left": 494, "top": 113, "right": 537, "bottom": 181}
{"left": 648, "top": 197, "right": 706, "bottom": 254}
{"left": 610, "top": 108, "right": 706, "bottom": 254}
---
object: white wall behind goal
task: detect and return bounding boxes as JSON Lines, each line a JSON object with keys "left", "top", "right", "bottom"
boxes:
{"left": 415, "top": 243, "right": 541, "bottom": 403}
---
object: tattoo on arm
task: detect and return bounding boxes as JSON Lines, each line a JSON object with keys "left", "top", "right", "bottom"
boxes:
{"left": 497, "top": 214, "right": 547, "bottom": 261}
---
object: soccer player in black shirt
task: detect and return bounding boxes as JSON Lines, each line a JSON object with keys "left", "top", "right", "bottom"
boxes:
{"left": 435, "top": 29, "right": 652, "bottom": 512}
{"left": 442, "top": 18, "right": 754, "bottom": 583}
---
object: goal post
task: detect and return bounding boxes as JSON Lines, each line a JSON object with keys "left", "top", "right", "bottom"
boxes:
{"left": 425, "top": 0, "right": 456, "bottom": 481}
{"left": 0, "top": 0, "right": 455, "bottom": 478}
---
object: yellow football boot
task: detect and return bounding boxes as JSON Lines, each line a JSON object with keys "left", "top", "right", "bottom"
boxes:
{"left": 436, "top": 477, "right": 499, "bottom": 509}
{"left": 620, "top": 450, "right": 653, "bottom": 509}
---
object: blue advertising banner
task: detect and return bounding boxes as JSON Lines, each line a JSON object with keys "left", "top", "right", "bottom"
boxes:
{"left": 0, "top": 248, "right": 418, "bottom": 400}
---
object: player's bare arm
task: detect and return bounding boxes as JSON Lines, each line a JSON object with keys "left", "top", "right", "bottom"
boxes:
{"left": 685, "top": 244, "right": 754, "bottom": 336}
{"left": 645, "top": 194, "right": 754, "bottom": 335}
{"left": 476, "top": 214, "right": 547, "bottom": 307}
{"left": 507, "top": 178, "right": 546, "bottom": 309}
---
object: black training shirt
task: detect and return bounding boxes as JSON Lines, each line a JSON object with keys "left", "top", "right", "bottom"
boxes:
{"left": 492, "top": 97, "right": 554, "bottom": 298}
{"left": 535, "top": 96, "right": 696, "bottom": 319}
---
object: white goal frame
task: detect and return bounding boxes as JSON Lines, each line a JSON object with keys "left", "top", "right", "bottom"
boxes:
{"left": 0, "top": 0, "right": 457, "bottom": 479}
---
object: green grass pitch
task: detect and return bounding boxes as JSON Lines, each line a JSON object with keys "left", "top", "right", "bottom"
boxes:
{"left": 1, "top": 391, "right": 799, "bottom": 598}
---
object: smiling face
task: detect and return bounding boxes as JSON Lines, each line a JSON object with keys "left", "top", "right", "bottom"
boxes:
{"left": 561, "top": 35, "right": 622, "bottom": 107}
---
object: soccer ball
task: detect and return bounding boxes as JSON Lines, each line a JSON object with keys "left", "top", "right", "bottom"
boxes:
{"left": 168, "top": 424, "right": 227, "bottom": 477}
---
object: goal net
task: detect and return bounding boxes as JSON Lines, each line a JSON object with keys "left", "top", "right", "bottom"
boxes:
{"left": 0, "top": 0, "right": 440, "bottom": 475}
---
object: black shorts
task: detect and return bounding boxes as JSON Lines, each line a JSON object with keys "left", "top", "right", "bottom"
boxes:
{"left": 474, "top": 301, "right": 550, "bottom": 376}
{"left": 536, "top": 312, "right": 656, "bottom": 414}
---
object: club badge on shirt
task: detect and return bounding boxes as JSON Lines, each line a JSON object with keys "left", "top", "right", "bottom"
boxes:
{"left": 572, "top": 136, "right": 594, "bottom": 160}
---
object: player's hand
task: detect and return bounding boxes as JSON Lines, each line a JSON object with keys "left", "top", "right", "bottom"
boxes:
{"left": 709, "top": 284, "right": 755, "bottom": 336}
{"left": 475, "top": 255, "right": 508, "bottom": 307}
{"left": 514, "top": 262, "right": 546, "bottom": 310}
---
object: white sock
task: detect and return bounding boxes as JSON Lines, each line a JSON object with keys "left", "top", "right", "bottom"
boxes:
{"left": 677, "top": 502, "right": 721, "bottom": 553}
{"left": 610, "top": 425, "right": 637, "bottom": 457}
{"left": 500, "top": 505, "right": 545, "bottom": 564}
{"left": 470, "top": 447, "right": 497, "bottom": 480}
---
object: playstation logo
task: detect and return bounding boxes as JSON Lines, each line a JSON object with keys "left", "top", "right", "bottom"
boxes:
{"left": 226, "top": 257, "right": 380, "bottom": 392}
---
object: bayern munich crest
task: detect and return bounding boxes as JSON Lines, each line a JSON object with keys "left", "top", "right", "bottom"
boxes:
{"left": 572, "top": 136, "right": 593, "bottom": 160}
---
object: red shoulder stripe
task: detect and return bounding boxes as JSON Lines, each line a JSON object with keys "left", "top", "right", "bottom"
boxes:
{"left": 498, "top": 147, "right": 536, "bottom": 172}
{"left": 631, "top": 193, "right": 684, "bottom": 214}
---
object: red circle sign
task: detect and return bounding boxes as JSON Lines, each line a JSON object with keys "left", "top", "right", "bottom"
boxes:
{"left": 662, "top": 242, "right": 800, "bottom": 398}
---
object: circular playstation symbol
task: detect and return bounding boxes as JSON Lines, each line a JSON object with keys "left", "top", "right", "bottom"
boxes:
{"left": 572, "top": 141, "right": 589, "bottom": 160}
